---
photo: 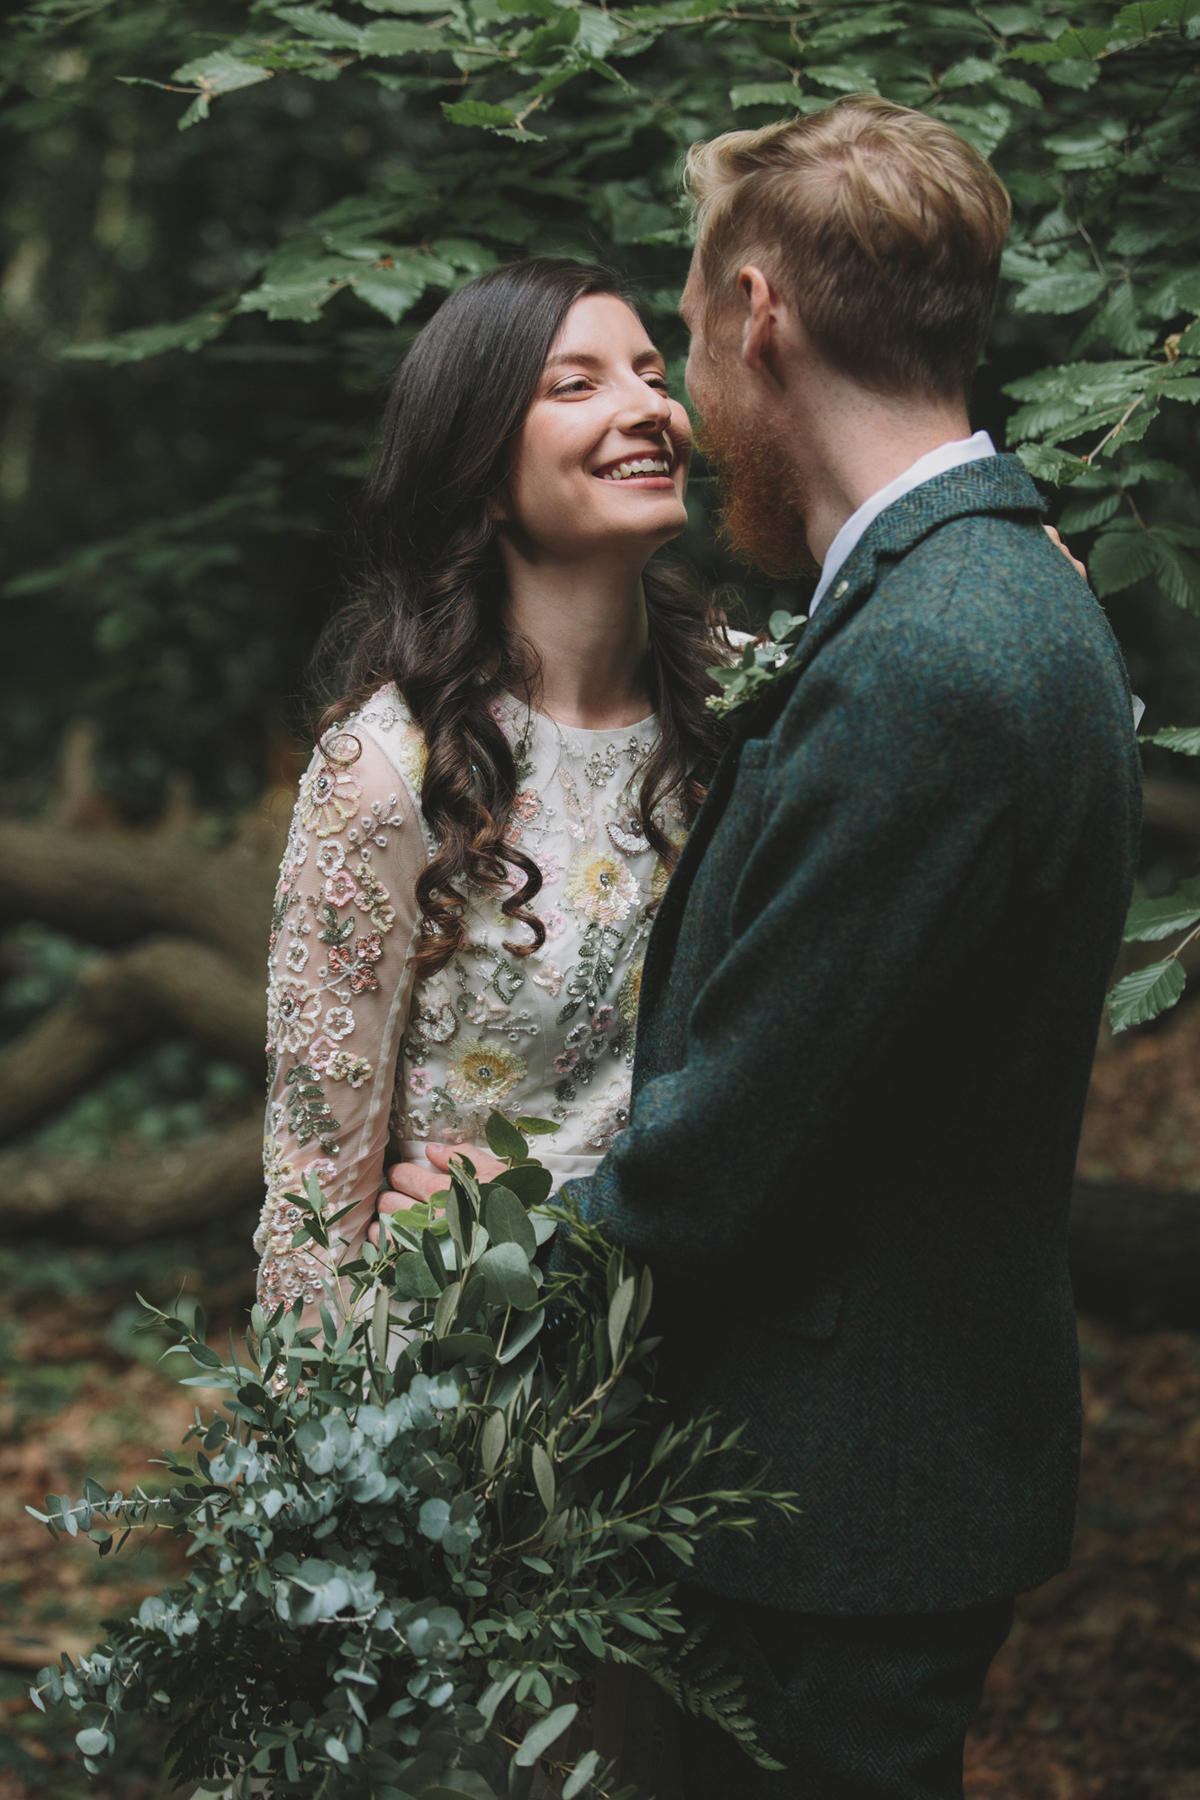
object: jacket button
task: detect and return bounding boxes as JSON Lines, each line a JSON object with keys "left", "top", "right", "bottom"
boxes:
{"left": 834, "top": 579, "right": 849, "bottom": 597}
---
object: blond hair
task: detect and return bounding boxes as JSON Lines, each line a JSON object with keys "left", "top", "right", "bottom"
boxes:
{"left": 685, "top": 95, "right": 1012, "bottom": 399}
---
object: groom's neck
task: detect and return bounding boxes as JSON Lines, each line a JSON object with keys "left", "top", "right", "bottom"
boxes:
{"left": 786, "top": 365, "right": 972, "bottom": 567}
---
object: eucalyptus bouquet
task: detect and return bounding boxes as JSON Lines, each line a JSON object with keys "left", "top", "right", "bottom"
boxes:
{"left": 28, "top": 1114, "right": 791, "bottom": 1799}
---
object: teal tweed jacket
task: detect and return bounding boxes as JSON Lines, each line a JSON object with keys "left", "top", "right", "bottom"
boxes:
{"left": 563, "top": 457, "right": 1142, "bottom": 1617}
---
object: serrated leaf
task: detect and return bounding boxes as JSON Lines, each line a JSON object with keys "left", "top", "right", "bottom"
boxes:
{"left": 1088, "top": 527, "right": 1159, "bottom": 596}
{"left": 515, "top": 1701, "right": 577, "bottom": 1767}
{"left": 442, "top": 99, "right": 518, "bottom": 128}
{"left": 1107, "top": 956, "right": 1187, "bottom": 1032}
{"left": 1140, "top": 726, "right": 1200, "bottom": 756}
{"left": 172, "top": 50, "right": 274, "bottom": 93}
{"left": 1123, "top": 881, "right": 1200, "bottom": 942}
{"left": 1057, "top": 491, "right": 1122, "bottom": 532}
{"left": 1015, "top": 444, "right": 1089, "bottom": 484}
{"left": 729, "top": 82, "right": 817, "bottom": 110}
{"left": 61, "top": 310, "right": 230, "bottom": 365}
{"left": 350, "top": 265, "right": 426, "bottom": 322}
{"left": 1152, "top": 536, "right": 1200, "bottom": 614}
{"left": 1014, "top": 271, "right": 1108, "bottom": 314}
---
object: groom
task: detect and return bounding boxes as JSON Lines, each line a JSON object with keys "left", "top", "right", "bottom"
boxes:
{"left": 557, "top": 97, "right": 1140, "bottom": 1796}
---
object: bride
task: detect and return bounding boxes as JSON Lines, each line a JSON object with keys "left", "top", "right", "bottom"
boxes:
{"left": 254, "top": 257, "right": 735, "bottom": 1310}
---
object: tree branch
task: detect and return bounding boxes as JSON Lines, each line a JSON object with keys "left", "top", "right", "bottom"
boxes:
{"left": 0, "top": 936, "right": 267, "bottom": 1145}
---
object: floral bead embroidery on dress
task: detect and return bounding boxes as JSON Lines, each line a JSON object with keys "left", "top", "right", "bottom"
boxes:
{"left": 255, "top": 682, "right": 681, "bottom": 1316}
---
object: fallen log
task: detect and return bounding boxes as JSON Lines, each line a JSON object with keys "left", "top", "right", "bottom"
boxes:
{"left": 0, "top": 937, "right": 267, "bottom": 1144}
{"left": 0, "top": 1114, "right": 263, "bottom": 1243}
{"left": 1069, "top": 1180, "right": 1200, "bottom": 1328}
{"left": 0, "top": 818, "right": 278, "bottom": 972}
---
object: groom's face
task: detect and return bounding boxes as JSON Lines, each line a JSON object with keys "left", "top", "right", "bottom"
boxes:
{"left": 679, "top": 261, "right": 817, "bottom": 579}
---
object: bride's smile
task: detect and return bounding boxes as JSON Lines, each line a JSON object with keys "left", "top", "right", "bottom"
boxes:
{"left": 496, "top": 291, "right": 692, "bottom": 561}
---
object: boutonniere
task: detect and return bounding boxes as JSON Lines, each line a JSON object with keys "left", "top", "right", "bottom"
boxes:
{"left": 706, "top": 609, "right": 808, "bottom": 720}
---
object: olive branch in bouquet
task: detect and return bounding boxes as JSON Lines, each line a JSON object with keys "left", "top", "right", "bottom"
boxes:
{"left": 27, "top": 1111, "right": 794, "bottom": 1800}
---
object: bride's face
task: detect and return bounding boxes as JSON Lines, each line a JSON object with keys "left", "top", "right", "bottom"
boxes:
{"left": 498, "top": 293, "right": 691, "bottom": 560}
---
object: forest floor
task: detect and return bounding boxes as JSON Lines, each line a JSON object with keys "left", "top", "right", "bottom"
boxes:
{"left": 0, "top": 1015, "right": 1199, "bottom": 1799}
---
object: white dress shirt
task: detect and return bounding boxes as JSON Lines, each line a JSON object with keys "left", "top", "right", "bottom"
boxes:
{"left": 807, "top": 430, "right": 996, "bottom": 617}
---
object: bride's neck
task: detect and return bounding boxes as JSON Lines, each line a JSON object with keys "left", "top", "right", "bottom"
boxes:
{"left": 500, "top": 545, "right": 652, "bottom": 732}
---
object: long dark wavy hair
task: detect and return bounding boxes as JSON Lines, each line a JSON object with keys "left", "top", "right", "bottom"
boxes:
{"left": 320, "top": 257, "right": 730, "bottom": 981}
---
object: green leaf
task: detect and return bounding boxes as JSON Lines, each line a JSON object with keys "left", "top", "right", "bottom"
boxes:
{"left": 390, "top": 1250, "right": 437, "bottom": 1299}
{"left": 481, "top": 1409, "right": 506, "bottom": 1473}
{"left": 729, "top": 83, "right": 821, "bottom": 111}
{"left": 485, "top": 1187, "right": 538, "bottom": 1258}
{"left": 172, "top": 50, "right": 275, "bottom": 94}
{"left": 1015, "top": 444, "right": 1089, "bottom": 484}
{"left": 1140, "top": 726, "right": 1200, "bottom": 756}
{"left": 1088, "top": 527, "right": 1159, "bottom": 596}
{"left": 1123, "top": 880, "right": 1200, "bottom": 942}
{"left": 1057, "top": 491, "right": 1122, "bottom": 532}
{"left": 515, "top": 1701, "right": 577, "bottom": 1767}
{"left": 1009, "top": 25, "right": 1116, "bottom": 61}
{"left": 442, "top": 99, "right": 518, "bottom": 128}
{"left": 360, "top": 20, "right": 446, "bottom": 53}
{"left": 75, "top": 1730, "right": 108, "bottom": 1756}
{"left": 1107, "top": 956, "right": 1187, "bottom": 1033}
{"left": 60, "top": 310, "right": 231, "bottom": 365}
{"left": 939, "top": 55, "right": 998, "bottom": 87}
{"left": 486, "top": 1112, "right": 529, "bottom": 1163}
{"left": 1152, "top": 536, "right": 1200, "bottom": 614}
{"left": 513, "top": 1115, "right": 560, "bottom": 1135}
{"left": 478, "top": 1241, "right": 540, "bottom": 1311}
{"left": 350, "top": 266, "right": 427, "bottom": 322}
{"left": 563, "top": 1750, "right": 602, "bottom": 1798}
{"left": 499, "top": 1163, "right": 554, "bottom": 1207}
{"left": 1014, "top": 271, "right": 1108, "bottom": 315}
{"left": 531, "top": 1442, "right": 555, "bottom": 1512}
{"left": 607, "top": 1274, "right": 635, "bottom": 1366}
{"left": 496, "top": 1305, "right": 545, "bottom": 1364}
{"left": 433, "top": 1280, "right": 462, "bottom": 1338}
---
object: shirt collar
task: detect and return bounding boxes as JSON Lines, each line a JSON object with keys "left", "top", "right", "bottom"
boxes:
{"left": 808, "top": 431, "right": 997, "bottom": 617}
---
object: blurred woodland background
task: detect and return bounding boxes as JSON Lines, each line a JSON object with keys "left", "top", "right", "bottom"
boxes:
{"left": 2, "top": 0, "right": 1200, "bottom": 1795}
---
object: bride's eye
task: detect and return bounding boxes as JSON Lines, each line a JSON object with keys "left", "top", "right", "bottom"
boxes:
{"left": 550, "top": 376, "right": 593, "bottom": 396}
{"left": 644, "top": 373, "right": 669, "bottom": 392}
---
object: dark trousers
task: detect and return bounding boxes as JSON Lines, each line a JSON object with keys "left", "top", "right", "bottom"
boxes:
{"left": 677, "top": 1586, "right": 1014, "bottom": 1800}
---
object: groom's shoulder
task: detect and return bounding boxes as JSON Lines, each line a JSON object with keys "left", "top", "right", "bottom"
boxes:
{"left": 853, "top": 508, "right": 1127, "bottom": 713}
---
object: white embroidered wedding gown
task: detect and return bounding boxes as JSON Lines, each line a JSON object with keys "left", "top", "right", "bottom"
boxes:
{"left": 254, "top": 686, "right": 685, "bottom": 1307}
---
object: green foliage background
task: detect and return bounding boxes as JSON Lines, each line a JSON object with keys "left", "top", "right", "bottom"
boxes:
{"left": 3, "top": 0, "right": 1200, "bottom": 823}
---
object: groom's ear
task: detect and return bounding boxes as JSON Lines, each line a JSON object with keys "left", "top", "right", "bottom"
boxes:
{"left": 737, "top": 264, "right": 787, "bottom": 387}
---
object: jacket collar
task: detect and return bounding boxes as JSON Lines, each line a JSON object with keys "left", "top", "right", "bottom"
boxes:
{"left": 775, "top": 453, "right": 1047, "bottom": 697}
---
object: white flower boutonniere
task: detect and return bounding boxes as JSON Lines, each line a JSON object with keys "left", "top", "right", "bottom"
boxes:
{"left": 706, "top": 609, "right": 808, "bottom": 720}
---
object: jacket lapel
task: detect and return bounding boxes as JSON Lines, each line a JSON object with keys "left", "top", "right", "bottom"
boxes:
{"left": 637, "top": 457, "right": 1046, "bottom": 1011}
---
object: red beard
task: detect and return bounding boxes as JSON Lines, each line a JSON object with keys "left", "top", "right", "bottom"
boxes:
{"left": 697, "top": 373, "right": 820, "bottom": 581}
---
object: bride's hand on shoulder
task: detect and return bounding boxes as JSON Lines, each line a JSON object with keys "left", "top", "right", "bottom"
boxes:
{"left": 1044, "top": 523, "right": 1088, "bottom": 582}
{"left": 368, "top": 1141, "right": 508, "bottom": 1245}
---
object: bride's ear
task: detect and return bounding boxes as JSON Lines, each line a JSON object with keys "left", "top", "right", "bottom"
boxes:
{"left": 486, "top": 486, "right": 509, "bottom": 523}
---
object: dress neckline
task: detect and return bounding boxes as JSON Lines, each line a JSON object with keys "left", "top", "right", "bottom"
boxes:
{"left": 498, "top": 696, "right": 658, "bottom": 743}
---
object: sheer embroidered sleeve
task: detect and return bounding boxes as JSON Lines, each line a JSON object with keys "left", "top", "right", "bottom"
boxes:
{"left": 254, "top": 711, "right": 430, "bottom": 1315}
